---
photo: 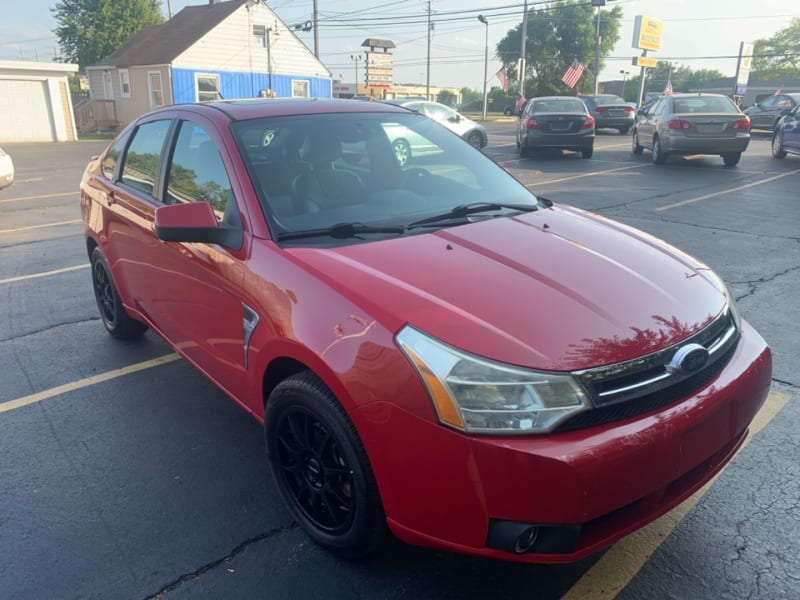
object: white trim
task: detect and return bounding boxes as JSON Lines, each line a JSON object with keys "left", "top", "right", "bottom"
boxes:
{"left": 194, "top": 72, "right": 222, "bottom": 102}
{"left": 147, "top": 70, "right": 164, "bottom": 108}
{"left": 291, "top": 78, "right": 310, "bottom": 98}
{"left": 119, "top": 68, "right": 130, "bottom": 98}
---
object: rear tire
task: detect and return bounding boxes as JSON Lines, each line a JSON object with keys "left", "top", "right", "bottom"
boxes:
{"left": 90, "top": 247, "right": 148, "bottom": 340}
{"left": 618, "top": 127, "right": 630, "bottom": 135}
{"left": 581, "top": 146, "right": 594, "bottom": 159}
{"left": 772, "top": 131, "right": 787, "bottom": 159}
{"left": 265, "top": 371, "right": 385, "bottom": 558}
{"left": 722, "top": 152, "right": 741, "bottom": 167}
{"left": 519, "top": 139, "right": 529, "bottom": 158}
{"left": 652, "top": 136, "right": 667, "bottom": 165}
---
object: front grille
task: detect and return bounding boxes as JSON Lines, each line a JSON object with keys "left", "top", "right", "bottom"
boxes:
{"left": 558, "top": 308, "right": 739, "bottom": 432}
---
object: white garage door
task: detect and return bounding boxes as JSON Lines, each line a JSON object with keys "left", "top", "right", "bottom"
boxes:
{"left": 0, "top": 79, "right": 55, "bottom": 142}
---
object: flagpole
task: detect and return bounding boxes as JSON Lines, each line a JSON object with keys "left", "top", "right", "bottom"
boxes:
{"left": 519, "top": 0, "right": 528, "bottom": 98}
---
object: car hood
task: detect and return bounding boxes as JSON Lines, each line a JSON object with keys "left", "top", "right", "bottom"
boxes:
{"left": 288, "top": 205, "right": 728, "bottom": 371}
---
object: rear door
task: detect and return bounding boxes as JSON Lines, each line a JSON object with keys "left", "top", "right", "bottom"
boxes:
{"left": 781, "top": 104, "right": 800, "bottom": 152}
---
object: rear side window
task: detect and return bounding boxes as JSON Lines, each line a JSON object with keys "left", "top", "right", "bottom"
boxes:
{"left": 120, "top": 120, "right": 172, "bottom": 196}
{"left": 165, "top": 121, "right": 232, "bottom": 218}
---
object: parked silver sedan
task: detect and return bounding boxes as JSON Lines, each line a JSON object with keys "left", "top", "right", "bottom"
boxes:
{"left": 632, "top": 93, "right": 750, "bottom": 166}
{"left": 0, "top": 147, "right": 14, "bottom": 189}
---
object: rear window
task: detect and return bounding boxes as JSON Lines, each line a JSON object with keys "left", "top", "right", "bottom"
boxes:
{"left": 532, "top": 99, "right": 586, "bottom": 113}
{"left": 673, "top": 97, "right": 739, "bottom": 114}
{"left": 593, "top": 95, "right": 625, "bottom": 105}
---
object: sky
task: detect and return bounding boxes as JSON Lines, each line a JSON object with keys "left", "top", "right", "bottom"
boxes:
{"left": 1, "top": 0, "right": 796, "bottom": 91}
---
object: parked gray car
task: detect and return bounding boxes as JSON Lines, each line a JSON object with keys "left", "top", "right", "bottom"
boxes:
{"left": 632, "top": 93, "right": 751, "bottom": 166}
{"left": 580, "top": 94, "right": 635, "bottom": 134}
{"left": 516, "top": 96, "right": 595, "bottom": 158}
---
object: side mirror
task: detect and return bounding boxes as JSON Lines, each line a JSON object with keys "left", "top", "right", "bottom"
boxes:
{"left": 636, "top": 108, "right": 646, "bottom": 116}
{"left": 449, "top": 114, "right": 461, "bottom": 123}
{"left": 155, "top": 201, "right": 242, "bottom": 249}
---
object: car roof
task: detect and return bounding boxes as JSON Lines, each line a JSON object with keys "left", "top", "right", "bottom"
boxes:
{"left": 142, "top": 98, "right": 410, "bottom": 122}
{"left": 530, "top": 96, "right": 584, "bottom": 101}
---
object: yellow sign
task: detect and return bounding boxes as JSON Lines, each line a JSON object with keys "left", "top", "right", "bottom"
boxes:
{"left": 632, "top": 15, "right": 663, "bottom": 52}
{"left": 632, "top": 55, "right": 658, "bottom": 68}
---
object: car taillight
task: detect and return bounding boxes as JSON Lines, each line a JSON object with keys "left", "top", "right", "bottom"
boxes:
{"left": 581, "top": 115, "right": 595, "bottom": 129}
{"left": 732, "top": 118, "right": 750, "bottom": 131}
{"left": 594, "top": 107, "right": 609, "bottom": 114}
{"left": 623, "top": 106, "right": 634, "bottom": 114}
{"left": 668, "top": 119, "right": 692, "bottom": 130}
{"left": 526, "top": 117, "right": 540, "bottom": 129}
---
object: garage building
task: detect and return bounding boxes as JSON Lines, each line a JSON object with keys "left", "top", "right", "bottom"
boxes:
{"left": 0, "top": 60, "right": 79, "bottom": 143}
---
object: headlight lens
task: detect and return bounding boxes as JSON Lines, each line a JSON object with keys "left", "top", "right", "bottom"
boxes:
{"left": 396, "top": 326, "right": 590, "bottom": 435}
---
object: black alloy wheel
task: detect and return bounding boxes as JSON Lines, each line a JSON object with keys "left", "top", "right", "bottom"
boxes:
{"left": 265, "top": 371, "right": 384, "bottom": 557}
{"left": 466, "top": 131, "right": 484, "bottom": 149}
{"left": 90, "top": 247, "right": 148, "bottom": 339}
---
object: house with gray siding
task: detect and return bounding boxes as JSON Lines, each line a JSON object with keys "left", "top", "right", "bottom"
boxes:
{"left": 84, "top": 0, "right": 331, "bottom": 130}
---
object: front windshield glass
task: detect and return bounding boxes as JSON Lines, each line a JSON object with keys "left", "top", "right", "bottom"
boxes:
{"left": 231, "top": 112, "right": 537, "bottom": 246}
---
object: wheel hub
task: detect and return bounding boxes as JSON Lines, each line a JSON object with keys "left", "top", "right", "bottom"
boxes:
{"left": 303, "top": 454, "right": 324, "bottom": 490}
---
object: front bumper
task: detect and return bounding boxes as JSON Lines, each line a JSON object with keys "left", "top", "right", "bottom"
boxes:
{"left": 352, "top": 320, "right": 771, "bottom": 563}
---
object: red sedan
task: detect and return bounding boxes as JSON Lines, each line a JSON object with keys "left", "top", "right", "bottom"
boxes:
{"left": 80, "top": 99, "right": 771, "bottom": 563}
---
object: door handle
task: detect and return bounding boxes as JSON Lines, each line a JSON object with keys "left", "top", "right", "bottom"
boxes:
{"left": 105, "top": 191, "right": 116, "bottom": 207}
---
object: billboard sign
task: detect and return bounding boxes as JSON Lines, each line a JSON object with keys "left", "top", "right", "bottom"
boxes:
{"left": 632, "top": 16, "right": 663, "bottom": 52}
{"left": 632, "top": 55, "right": 658, "bottom": 68}
{"left": 734, "top": 42, "right": 754, "bottom": 95}
{"left": 366, "top": 51, "right": 393, "bottom": 88}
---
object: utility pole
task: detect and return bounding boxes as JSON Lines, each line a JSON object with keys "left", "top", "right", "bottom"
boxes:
{"left": 592, "top": 0, "right": 604, "bottom": 94}
{"left": 519, "top": 0, "right": 528, "bottom": 97}
{"left": 426, "top": 1, "right": 432, "bottom": 100}
{"left": 478, "top": 15, "right": 488, "bottom": 120}
{"left": 350, "top": 54, "right": 361, "bottom": 96}
{"left": 313, "top": 0, "right": 319, "bottom": 58}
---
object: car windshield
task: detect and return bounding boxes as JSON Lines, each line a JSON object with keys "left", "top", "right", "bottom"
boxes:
{"left": 231, "top": 112, "right": 537, "bottom": 246}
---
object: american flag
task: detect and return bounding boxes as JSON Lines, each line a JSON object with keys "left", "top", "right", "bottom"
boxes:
{"left": 663, "top": 80, "right": 673, "bottom": 96}
{"left": 561, "top": 60, "right": 585, "bottom": 89}
{"left": 496, "top": 70, "right": 508, "bottom": 93}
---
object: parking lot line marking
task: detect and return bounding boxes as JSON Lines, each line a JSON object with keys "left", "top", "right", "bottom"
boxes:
{"left": 0, "top": 218, "right": 82, "bottom": 234}
{"left": 0, "top": 353, "right": 182, "bottom": 415}
{"left": 561, "top": 390, "right": 791, "bottom": 600}
{"left": 0, "top": 191, "right": 76, "bottom": 204}
{"left": 656, "top": 169, "right": 800, "bottom": 211}
{"left": 530, "top": 163, "right": 648, "bottom": 186}
{"left": 0, "top": 264, "right": 89, "bottom": 285}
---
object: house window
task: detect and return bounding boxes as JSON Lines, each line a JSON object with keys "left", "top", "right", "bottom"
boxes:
{"left": 119, "top": 69, "right": 130, "bottom": 97}
{"left": 252, "top": 25, "right": 267, "bottom": 47}
{"left": 148, "top": 71, "right": 164, "bottom": 108}
{"left": 292, "top": 80, "right": 309, "bottom": 98}
{"left": 196, "top": 74, "right": 222, "bottom": 103}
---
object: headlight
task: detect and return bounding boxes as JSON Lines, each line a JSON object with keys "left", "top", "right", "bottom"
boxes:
{"left": 396, "top": 326, "right": 591, "bottom": 435}
{"left": 704, "top": 269, "right": 742, "bottom": 332}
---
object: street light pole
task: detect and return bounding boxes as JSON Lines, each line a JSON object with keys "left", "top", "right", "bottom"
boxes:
{"left": 350, "top": 54, "right": 361, "bottom": 97}
{"left": 478, "top": 15, "right": 488, "bottom": 120}
{"left": 519, "top": 0, "right": 528, "bottom": 97}
{"left": 592, "top": 0, "right": 605, "bottom": 94}
{"left": 619, "top": 69, "right": 629, "bottom": 100}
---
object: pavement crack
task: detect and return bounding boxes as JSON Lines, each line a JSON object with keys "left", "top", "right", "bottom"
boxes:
{"left": 771, "top": 377, "right": 799, "bottom": 390}
{"left": 143, "top": 522, "right": 297, "bottom": 599}
{"left": 729, "top": 264, "right": 800, "bottom": 302}
{"left": 0, "top": 317, "right": 100, "bottom": 343}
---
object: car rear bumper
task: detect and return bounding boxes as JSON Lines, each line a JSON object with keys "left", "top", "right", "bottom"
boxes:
{"left": 353, "top": 320, "right": 771, "bottom": 563}
{"left": 523, "top": 130, "right": 594, "bottom": 150}
{"left": 662, "top": 133, "right": 750, "bottom": 155}
{"left": 594, "top": 116, "right": 635, "bottom": 129}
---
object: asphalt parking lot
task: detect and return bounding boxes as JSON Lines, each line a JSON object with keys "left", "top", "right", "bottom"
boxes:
{"left": 1, "top": 124, "right": 798, "bottom": 600}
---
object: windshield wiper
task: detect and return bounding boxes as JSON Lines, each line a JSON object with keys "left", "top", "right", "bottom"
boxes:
{"left": 406, "top": 202, "right": 538, "bottom": 229}
{"left": 275, "top": 222, "right": 405, "bottom": 242}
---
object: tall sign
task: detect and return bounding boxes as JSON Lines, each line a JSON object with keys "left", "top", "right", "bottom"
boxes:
{"left": 631, "top": 15, "right": 663, "bottom": 107}
{"left": 366, "top": 52, "right": 393, "bottom": 88}
{"left": 734, "top": 42, "right": 754, "bottom": 97}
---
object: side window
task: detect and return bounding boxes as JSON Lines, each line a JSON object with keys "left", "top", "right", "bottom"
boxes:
{"left": 423, "top": 103, "right": 453, "bottom": 122}
{"left": 101, "top": 130, "right": 132, "bottom": 180}
{"left": 759, "top": 96, "right": 776, "bottom": 109}
{"left": 651, "top": 99, "right": 666, "bottom": 116}
{"left": 120, "top": 120, "right": 172, "bottom": 196}
{"left": 165, "top": 121, "right": 233, "bottom": 219}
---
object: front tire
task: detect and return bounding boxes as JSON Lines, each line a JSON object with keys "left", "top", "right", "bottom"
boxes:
{"left": 265, "top": 371, "right": 385, "bottom": 558}
{"left": 722, "top": 152, "right": 742, "bottom": 167}
{"left": 392, "top": 139, "right": 411, "bottom": 167}
{"left": 90, "top": 247, "right": 148, "bottom": 339}
{"left": 652, "top": 136, "right": 667, "bottom": 165}
{"left": 772, "top": 131, "right": 787, "bottom": 159}
{"left": 632, "top": 130, "right": 644, "bottom": 155}
{"left": 465, "top": 130, "right": 484, "bottom": 149}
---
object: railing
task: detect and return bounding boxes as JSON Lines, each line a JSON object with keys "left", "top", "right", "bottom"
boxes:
{"left": 75, "top": 99, "right": 117, "bottom": 134}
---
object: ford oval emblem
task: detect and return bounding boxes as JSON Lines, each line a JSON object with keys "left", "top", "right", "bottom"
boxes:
{"left": 666, "top": 343, "right": 709, "bottom": 375}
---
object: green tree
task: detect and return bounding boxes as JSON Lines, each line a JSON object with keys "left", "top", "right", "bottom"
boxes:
{"left": 52, "top": 0, "right": 164, "bottom": 70}
{"left": 437, "top": 90, "right": 457, "bottom": 106}
{"left": 496, "top": 0, "right": 623, "bottom": 97}
{"left": 752, "top": 17, "right": 800, "bottom": 77}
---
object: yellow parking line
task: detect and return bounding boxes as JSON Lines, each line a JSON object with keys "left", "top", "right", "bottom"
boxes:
{"left": 657, "top": 169, "right": 800, "bottom": 211}
{"left": 529, "top": 163, "right": 648, "bottom": 186}
{"left": 0, "top": 354, "right": 182, "bottom": 414}
{"left": 0, "top": 264, "right": 89, "bottom": 285}
{"left": 562, "top": 390, "right": 791, "bottom": 600}
{"left": 0, "top": 191, "right": 76, "bottom": 204}
{"left": 0, "top": 218, "right": 82, "bottom": 234}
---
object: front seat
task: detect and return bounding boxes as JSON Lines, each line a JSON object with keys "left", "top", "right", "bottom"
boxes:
{"left": 292, "top": 132, "right": 365, "bottom": 213}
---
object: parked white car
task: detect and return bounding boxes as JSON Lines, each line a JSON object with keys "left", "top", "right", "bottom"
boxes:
{"left": 0, "top": 148, "right": 14, "bottom": 189}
